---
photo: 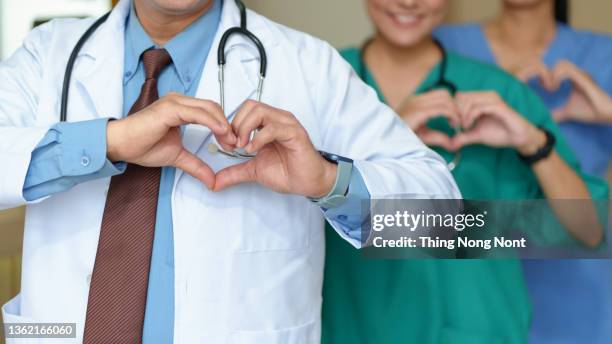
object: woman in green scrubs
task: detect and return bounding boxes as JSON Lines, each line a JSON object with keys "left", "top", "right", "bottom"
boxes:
{"left": 321, "top": 0, "right": 608, "bottom": 343}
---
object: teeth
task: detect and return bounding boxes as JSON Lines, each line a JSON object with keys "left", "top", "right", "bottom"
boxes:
{"left": 394, "top": 14, "right": 418, "bottom": 24}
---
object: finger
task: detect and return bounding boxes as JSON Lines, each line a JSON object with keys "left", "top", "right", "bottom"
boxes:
{"left": 234, "top": 105, "right": 264, "bottom": 148}
{"left": 551, "top": 61, "right": 586, "bottom": 91}
{"left": 403, "top": 91, "right": 460, "bottom": 126}
{"left": 455, "top": 92, "right": 480, "bottom": 128}
{"left": 464, "top": 103, "right": 510, "bottom": 129}
{"left": 463, "top": 104, "right": 486, "bottom": 129}
{"left": 229, "top": 99, "right": 259, "bottom": 137}
{"left": 513, "top": 60, "right": 548, "bottom": 82}
{"left": 540, "top": 68, "right": 557, "bottom": 91}
{"left": 236, "top": 105, "right": 293, "bottom": 149}
{"left": 172, "top": 97, "right": 238, "bottom": 147}
{"left": 420, "top": 128, "right": 454, "bottom": 151}
{"left": 456, "top": 92, "right": 504, "bottom": 127}
{"left": 404, "top": 105, "right": 455, "bottom": 129}
{"left": 213, "top": 161, "right": 256, "bottom": 192}
{"left": 167, "top": 103, "right": 237, "bottom": 146}
{"left": 244, "top": 123, "right": 296, "bottom": 153}
{"left": 169, "top": 94, "right": 229, "bottom": 127}
{"left": 552, "top": 108, "right": 569, "bottom": 123}
{"left": 173, "top": 149, "right": 216, "bottom": 189}
{"left": 452, "top": 130, "right": 483, "bottom": 150}
{"left": 554, "top": 61, "right": 599, "bottom": 97}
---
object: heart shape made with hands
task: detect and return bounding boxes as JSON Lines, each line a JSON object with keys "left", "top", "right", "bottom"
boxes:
{"left": 513, "top": 60, "right": 605, "bottom": 123}
{"left": 110, "top": 94, "right": 336, "bottom": 197}
{"left": 406, "top": 91, "right": 537, "bottom": 154}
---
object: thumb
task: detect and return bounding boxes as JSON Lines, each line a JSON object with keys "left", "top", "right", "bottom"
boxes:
{"left": 173, "top": 149, "right": 216, "bottom": 189}
{"left": 213, "top": 161, "right": 256, "bottom": 192}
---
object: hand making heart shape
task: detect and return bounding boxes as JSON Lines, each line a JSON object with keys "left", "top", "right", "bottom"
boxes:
{"left": 396, "top": 89, "right": 460, "bottom": 152}
{"left": 106, "top": 93, "right": 338, "bottom": 197}
{"left": 510, "top": 59, "right": 612, "bottom": 124}
{"left": 399, "top": 90, "right": 547, "bottom": 156}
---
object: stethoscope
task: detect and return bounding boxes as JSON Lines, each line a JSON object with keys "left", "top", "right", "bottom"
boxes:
{"left": 359, "top": 39, "right": 462, "bottom": 171}
{"left": 60, "top": 0, "right": 267, "bottom": 160}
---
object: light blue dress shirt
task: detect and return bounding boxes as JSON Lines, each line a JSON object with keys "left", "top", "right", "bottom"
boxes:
{"left": 22, "top": 0, "right": 370, "bottom": 341}
{"left": 434, "top": 23, "right": 612, "bottom": 344}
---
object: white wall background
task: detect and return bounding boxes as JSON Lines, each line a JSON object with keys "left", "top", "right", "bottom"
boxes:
{"left": 0, "top": 0, "right": 110, "bottom": 59}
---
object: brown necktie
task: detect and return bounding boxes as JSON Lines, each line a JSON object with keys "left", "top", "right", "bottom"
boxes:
{"left": 84, "top": 48, "right": 172, "bottom": 344}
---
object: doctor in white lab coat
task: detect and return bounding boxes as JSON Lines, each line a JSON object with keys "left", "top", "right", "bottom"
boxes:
{"left": 0, "top": 0, "right": 459, "bottom": 343}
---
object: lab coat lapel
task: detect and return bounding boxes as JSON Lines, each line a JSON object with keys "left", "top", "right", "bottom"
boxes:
{"left": 72, "top": 0, "right": 129, "bottom": 121}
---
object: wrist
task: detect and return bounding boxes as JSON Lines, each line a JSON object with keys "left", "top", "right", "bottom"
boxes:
{"left": 517, "top": 126, "right": 547, "bottom": 156}
{"left": 106, "top": 119, "right": 122, "bottom": 162}
{"left": 311, "top": 161, "right": 338, "bottom": 199}
{"left": 518, "top": 126, "right": 556, "bottom": 165}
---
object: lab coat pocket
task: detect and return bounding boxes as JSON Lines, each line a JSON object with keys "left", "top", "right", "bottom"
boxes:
{"left": 230, "top": 320, "right": 319, "bottom": 344}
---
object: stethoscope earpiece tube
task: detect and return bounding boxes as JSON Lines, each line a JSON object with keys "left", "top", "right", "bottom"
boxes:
{"left": 60, "top": 12, "right": 110, "bottom": 122}
{"left": 62, "top": 0, "right": 267, "bottom": 161}
{"left": 217, "top": 27, "right": 268, "bottom": 78}
{"left": 60, "top": 0, "right": 254, "bottom": 123}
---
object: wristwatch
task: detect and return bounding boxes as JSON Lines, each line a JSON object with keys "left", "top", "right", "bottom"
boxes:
{"left": 308, "top": 151, "right": 353, "bottom": 209}
{"left": 519, "top": 126, "right": 556, "bottom": 165}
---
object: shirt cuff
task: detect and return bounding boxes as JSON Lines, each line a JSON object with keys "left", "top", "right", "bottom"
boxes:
{"left": 324, "top": 167, "right": 371, "bottom": 242}
{"left": 23, "top": 118, "right": 126, "bottom": 201}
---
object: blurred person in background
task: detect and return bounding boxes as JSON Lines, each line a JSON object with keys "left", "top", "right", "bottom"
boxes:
{"left": 321, "top": 0, "right": 608, "bottom": 343}
{"left": 435, "top": 0, "right": 612, "bottom": 342}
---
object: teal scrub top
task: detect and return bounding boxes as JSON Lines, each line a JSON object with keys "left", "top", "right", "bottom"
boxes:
{"left": 321, "top": 48, "right": 609, "bottom": 344}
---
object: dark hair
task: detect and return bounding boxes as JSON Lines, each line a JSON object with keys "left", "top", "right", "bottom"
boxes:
{"left": 554, "top": 0, "right": 570, "bottom": 24}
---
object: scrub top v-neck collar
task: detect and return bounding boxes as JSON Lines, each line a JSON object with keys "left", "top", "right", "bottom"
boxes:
{"left": 358, "top": 53, "right": 442, "bottom": 105}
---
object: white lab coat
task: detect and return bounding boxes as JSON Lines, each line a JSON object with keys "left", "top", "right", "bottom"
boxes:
{"left": 0, "top": 0, "right": 459, "bottom": 343}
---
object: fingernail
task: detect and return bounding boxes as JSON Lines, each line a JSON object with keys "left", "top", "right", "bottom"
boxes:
{"left": 245, "top": 143, "right": 253, "bottom": 153}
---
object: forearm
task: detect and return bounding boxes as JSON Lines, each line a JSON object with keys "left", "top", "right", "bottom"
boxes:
{"left": 23, "top": 119, "right": 126, "bottom": 201}
{"left": 531, "top": 151, "right": 603, "bottom": 247}
{"left": 532, "top": 151, "right": 590, "bottom": 199}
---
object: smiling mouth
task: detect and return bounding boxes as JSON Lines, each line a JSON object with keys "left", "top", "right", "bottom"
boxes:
{"left": 387, "top": 12, "right": 423, "bottom": 26}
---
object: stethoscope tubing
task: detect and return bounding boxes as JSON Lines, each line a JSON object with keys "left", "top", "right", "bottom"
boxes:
{"left": 59, "top": 0, "right": 267, "bottom": 121}
{"left": 60, "top": 12, "right": 110, "bottom": 122}
{"left": 358, "top": 38, "right": 462, "bottom": 171}
{"left": 60, "top": 0, "right": 267, "bottom": 160}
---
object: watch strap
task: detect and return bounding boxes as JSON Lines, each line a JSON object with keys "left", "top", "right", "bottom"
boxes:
{"left": 519, "top": 126, "right": 556, "bottom": 165}
{"left": 309, "top": 154, "right": 353, "bottom": 208}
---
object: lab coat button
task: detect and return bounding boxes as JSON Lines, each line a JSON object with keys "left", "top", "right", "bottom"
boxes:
{"left": 86, "top": 274, "right": 92, "bottom": 285}
{"left": 81, "top": 156, "right": 90, "bottom": 167}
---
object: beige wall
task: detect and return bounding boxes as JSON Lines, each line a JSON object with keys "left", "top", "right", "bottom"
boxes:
{"left": 244, "top": 0, "right": 373, "bottom": 48}
{"left": 245, "top": 0, "right": 612, "bottom": 48}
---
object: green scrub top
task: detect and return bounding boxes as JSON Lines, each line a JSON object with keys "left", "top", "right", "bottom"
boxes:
{"left": 321, "top": 48, "right": 609, "bottom": 344}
